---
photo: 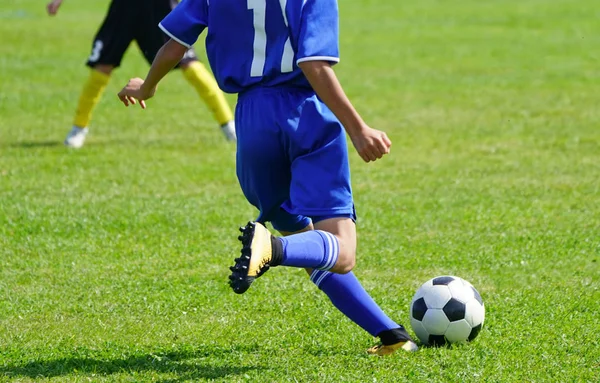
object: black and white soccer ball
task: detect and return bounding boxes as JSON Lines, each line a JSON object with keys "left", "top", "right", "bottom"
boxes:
{"left": 410, "top": 275, "right": 485, "bottom": 346}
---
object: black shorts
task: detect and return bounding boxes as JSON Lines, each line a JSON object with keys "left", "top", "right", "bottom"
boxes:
{"left": 86, "top": 0, "right": 197, "bottom": 68}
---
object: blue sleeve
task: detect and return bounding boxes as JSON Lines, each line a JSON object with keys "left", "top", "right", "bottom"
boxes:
{"left": 158, "top": 0, "right": 208, "bottom": 48}
{"left": 296, "top": 0, "right": 340, "bottom": 64}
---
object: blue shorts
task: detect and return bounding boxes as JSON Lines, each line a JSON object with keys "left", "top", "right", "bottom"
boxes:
{"left": 235, "top": 86, "right": 355, "bottom": 233}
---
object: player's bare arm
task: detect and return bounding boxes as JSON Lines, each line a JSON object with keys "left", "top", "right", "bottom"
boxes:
{"left": 47, "top": 0, "right": 63, "bottom": 16}
{"left": 298, "top": 60, "right": 391, "bottom": 163}
{"left": 117, "top": 39, "right": 188, "bottom": 108}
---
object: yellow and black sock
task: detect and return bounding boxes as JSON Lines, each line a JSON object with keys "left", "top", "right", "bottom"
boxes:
{"left": 182, "top": 61, "right": 233, "bottom": 126}
{"left": 73, "top": 69, "right": 110, "bottom": 128}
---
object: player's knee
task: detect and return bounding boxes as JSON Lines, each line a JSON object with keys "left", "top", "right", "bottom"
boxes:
{"left": 333, "top": 247, "right": 356, "bottom": 274}
{"left": 93, "top": 64, "right": 114, "bottom": 75}
{"left": 336, "top": 258, "right": 355, "bottom": 274}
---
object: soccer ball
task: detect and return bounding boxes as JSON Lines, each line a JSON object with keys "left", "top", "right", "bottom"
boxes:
{"left": 409, "top": 275, "right": 485, "bottom": 346}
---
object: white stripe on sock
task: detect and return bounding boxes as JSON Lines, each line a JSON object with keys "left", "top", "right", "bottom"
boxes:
{"left": 310, "top": 269, "right": 321, "bottom": 283}
{"left": 315, "top": 270, "right": 331, "bottom": 287}
{"left": 322, "top": 232, "right": 338, "bottom": 270}
{"left": 331, "top": 233, "right": 339, "bottom": 268}
{"left": 321, "top": 231, "right": 334, "bottom": 269}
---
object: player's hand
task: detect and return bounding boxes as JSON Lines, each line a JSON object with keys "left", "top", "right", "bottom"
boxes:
{"left": 47, "top": 0, "right": 63, "bottom": 16}
{"left": 349, "top": 125, "right": 392, "bottom": 162}
{"left": 117, "top": 78, "right": 155, "bottom": 109}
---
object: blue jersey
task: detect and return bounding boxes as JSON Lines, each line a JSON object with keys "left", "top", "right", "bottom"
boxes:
{"left": 159, "top": 0, "right": 339, "bottom": 93}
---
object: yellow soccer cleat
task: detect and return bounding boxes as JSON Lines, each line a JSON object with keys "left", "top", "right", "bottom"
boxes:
{"left": 229, "top": 222, "right": 281, "bottom": 294}
{"left": 367, "top": 340, "right": 419, "bottom": 356}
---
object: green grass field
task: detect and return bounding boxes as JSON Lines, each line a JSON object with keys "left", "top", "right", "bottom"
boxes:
{"left": 1, "top": 0, "right": 599, "bottom": 381}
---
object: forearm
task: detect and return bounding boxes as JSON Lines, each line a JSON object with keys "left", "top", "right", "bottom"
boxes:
{"left": 141, "top": 39, "right": 187, "bottom": 94}
{"left": 299, "top": 60, "right": 364, "bottom": 137}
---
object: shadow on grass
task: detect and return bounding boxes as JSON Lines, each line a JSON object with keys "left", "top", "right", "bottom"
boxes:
{"left": 10, "top": 141, "right": 62, "bottom": 148}
{"left": 7, "top": 139, "right": 183, "bottom": 149}
{"left": 0, "top": 346, "right": 264, "bottom": 382}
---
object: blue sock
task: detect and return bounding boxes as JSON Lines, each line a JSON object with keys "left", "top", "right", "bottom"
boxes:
{"left": 278, "top": 231, "right": 338, "bottom": 270}
{"left": 310, "top": 270, "right": 399, "bottom": 337}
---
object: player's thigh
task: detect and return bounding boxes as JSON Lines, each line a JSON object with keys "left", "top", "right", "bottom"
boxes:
{"left": 235, "top": 91, "right": 292, "bottom": 222}
{"left": 286, "top": 97, "right": 353, "bottom": 218}
{"left": 87, "top": 1, "right": 133, "bottom": 67}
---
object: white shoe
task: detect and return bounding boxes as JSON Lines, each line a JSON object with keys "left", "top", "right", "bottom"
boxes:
{"left": 64, "top": 126, "right": 88, "bottom": 148}
{"left": 220, "top": 121, "right": 236, "bottom": 142}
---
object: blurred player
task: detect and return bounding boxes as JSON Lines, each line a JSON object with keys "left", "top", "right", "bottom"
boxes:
{"left": 117, "top": 0, "right": 417, "bottom": 355}
{"left": 46, "top": 0, "right": 235, "bottom": 148}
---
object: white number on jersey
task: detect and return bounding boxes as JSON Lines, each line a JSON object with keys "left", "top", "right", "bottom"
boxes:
{"left": 247, "top": 0, "right": 294, "bottom": 77}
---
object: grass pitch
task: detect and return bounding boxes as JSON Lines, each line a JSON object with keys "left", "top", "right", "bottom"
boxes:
{"left": 1, "top": 0, "right": 599, "bottom": 382}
